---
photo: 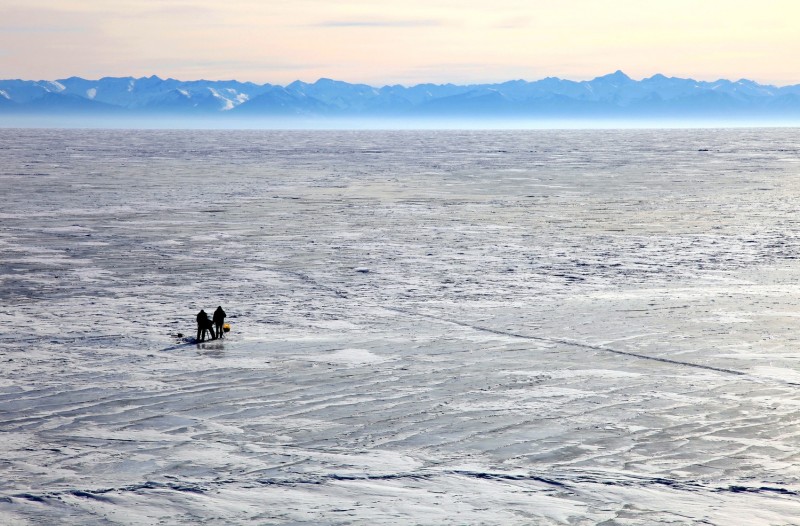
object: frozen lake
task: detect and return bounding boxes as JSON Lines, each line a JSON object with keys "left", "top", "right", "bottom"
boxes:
{"left": 2, "top": 128, "right": 800, "bottom": 524}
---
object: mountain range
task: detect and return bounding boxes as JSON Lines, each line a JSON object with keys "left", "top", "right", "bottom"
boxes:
{"left": 2, "top": 71, "right": 800, "bottom": 121}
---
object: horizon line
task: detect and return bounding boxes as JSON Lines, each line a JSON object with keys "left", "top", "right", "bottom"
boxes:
{"left": 6, "top": 70, "right": 800, "bottom": 89}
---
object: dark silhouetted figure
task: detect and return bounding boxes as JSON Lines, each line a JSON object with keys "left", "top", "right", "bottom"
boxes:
{"left": 196, "top": 309, "right": 213, "bottom": 342}
{"left": 213, "top": 306, "right": 226, "bottom": 338}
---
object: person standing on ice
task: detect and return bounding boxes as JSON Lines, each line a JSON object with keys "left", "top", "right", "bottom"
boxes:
{"left": 213, "top": 306, "right": 226, "bottom": 338}
{"left": 196, "top": 309, "right": 213, "bottom": 342}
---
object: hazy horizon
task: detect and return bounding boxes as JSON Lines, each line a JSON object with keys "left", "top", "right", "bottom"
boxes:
{"left": 3, "top": 116, "right": 799, "bottom": 131}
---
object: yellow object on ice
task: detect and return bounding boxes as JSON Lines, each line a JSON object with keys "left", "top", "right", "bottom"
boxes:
{"left": 223, "top": 323, "right": 231, "bottom": 332}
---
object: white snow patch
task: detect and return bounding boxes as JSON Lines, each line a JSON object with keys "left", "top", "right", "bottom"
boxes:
{"left": 42, "top": 80, "right": 66, "bottom": 92}
{"left": 0, "top": 89, "right": 9, "bottom": 100}
{"left": 86, "top": 88, "right": 97, "bottom": 99}
{"left": 207, "top": 87, "right": 234, "bottom": 110}
{"left": 305, "top": 348, "right": 390, "bottom": 365}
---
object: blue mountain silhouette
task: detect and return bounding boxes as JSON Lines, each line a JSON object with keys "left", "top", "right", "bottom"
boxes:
{"left": 2, "top": 72, "right": 799, "bottom": 120}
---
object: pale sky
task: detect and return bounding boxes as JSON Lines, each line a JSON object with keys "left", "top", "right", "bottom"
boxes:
{"left": 2, "top": 0, "right": 799, "bottom": 86}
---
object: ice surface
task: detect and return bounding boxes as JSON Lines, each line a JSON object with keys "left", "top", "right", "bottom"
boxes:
{"left": 2, "top": 129, "right": 800, "bottom": 524}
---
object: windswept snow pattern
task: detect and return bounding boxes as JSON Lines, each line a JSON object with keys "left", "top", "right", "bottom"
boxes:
{"left": 41, "top": 80, "right": 66, "bottom": 93}
{"left": 207, "top": 88, "right": 232, "bottom": 111}
{"left": 2, "top": 129, "right": 800, "bottom": 524}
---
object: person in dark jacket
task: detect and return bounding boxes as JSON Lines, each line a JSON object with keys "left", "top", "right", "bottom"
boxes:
{"left": 213, "top": 306, "right": 226, "bottom": 338}
{"left": 196, "top": 309, "right": 212, "bottom": 342}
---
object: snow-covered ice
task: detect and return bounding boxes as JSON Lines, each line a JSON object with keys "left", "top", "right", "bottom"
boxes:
{"left": 2, "top": 128, "right": 800, "bottom": 524}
